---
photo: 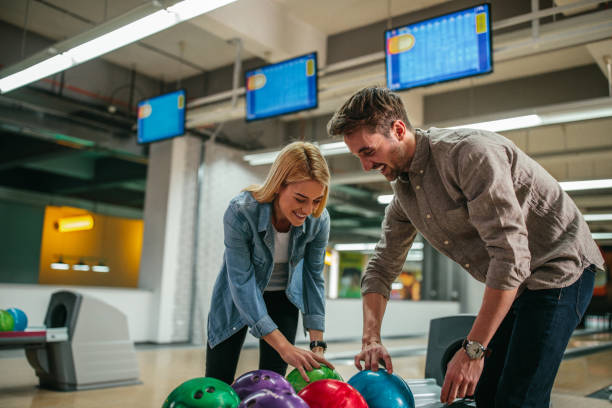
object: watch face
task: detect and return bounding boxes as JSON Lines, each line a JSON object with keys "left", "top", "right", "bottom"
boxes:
{"left": 465, "top": 341, "right": 484, "bottom": 359}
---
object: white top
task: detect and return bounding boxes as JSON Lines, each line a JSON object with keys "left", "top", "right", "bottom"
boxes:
{"left": 265, "top": 229, "right": 290, "bottom": 291}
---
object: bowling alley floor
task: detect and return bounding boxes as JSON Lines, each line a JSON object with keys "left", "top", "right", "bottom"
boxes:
{"left": 1, "top": 332, "right": 611, "bottom": 408}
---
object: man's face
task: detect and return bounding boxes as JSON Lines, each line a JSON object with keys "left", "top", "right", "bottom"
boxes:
{"left": 343, "top": 124, "right": 408, "bottom": 182}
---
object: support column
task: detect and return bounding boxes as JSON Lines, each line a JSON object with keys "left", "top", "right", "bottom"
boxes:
{"left": 138, "top": 135, "right": 202, "bottom": 343}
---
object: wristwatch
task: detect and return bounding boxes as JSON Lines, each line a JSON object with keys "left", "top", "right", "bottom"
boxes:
{"left": 310, "top": 340, "right": 327, "bottom": 351}
{"left": 462, "top": 339, "right": 491, "bottom": 360}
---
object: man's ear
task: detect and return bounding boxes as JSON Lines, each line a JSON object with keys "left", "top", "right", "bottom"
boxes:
{"left": 392, "top": 120, "right": 406, "bottom": 141}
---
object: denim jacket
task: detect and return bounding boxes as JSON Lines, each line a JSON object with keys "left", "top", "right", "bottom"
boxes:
{"left": 207, "top": 191, "right": 330, "bottom": 348}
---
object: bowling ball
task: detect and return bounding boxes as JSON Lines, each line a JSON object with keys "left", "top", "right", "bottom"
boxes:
{"left": 286, "top": 364, "right": 344, "bottom": 392}
{"left": 232, "top": 369, "right": 294, "bottom": 399}
{"left": 298, "top": 379, "right": 368, "bottom": 408}
{"left": 162, "top": 377, "right": 240, "bottom": 408}
{"left": 348, "top": 369, "right": 415, "bottom": 408}
{"left": 6, "top": 308, "right": 28, "bottom": 331}
{"left": 237, "top": 389, "right": 309, "bottom": 408}
{"left": 0, "top": 310, "right": 15, "bottom": 332}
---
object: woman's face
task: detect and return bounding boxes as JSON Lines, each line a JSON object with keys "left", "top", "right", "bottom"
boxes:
{"left": 274, "top": 180, "right": 325, "bottom": 228}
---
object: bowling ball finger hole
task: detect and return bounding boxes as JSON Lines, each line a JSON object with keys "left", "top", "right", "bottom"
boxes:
{"left": 263, "top": 375, "right": 270, "bottom": 381}
{"left": 247, "top": 401, "right": 257, "bottom": 407}
{"left": 253, "top": 375, "right": 260, "bottom": 382}
{"left": 194, "top": 390, "right": 204, "bottom": 399}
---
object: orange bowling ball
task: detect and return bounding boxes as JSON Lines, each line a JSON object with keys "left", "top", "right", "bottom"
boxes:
{"left": 297, "top": 379, "right": 368, "bottom": 408}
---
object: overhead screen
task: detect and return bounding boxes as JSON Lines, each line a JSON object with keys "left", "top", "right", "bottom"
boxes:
{"left": 245, "top": 52, "right": 318, "bottom": 121}
{"left": 385, "top": 3, "right": 492, "bottom": 91}
{"left": 137, "top": 89, "right": 186, "bottom": 144}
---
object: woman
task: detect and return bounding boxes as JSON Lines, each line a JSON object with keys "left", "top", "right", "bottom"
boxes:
{"left": 206, "top": 141, "right": 333, "bottom": 384}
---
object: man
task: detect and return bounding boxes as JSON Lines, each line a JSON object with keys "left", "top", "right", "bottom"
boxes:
{"left": 327, "top": 87, "right": 603, "bottom": 407}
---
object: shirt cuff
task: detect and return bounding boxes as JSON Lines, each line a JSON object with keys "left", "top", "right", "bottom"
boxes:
{"left": 303, "top": 314, "right": 325, "bottom": 332}
{"left": 249, "top": 315, "right": 278, "bottom": 338}
{"left": 361, "top": 275, "right": 391, "bottom": 299}
{"left": 485, "top": 259, "right": 529, "bottom": 290}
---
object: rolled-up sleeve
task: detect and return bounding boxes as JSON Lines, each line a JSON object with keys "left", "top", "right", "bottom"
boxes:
{"left": 454, "top": 141, "right": 531, "bottom": 289}
{"left": 223, "top": 204, "right": 277, "bottom": 338}
{"left": 362, "top": 196, "right": 417, "bottom": 299}
{"left": 302, "top": 210, "right": 330, "bottom": 332}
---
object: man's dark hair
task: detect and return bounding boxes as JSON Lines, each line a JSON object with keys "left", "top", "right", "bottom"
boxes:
{"left": 327, "top": 86, "right": 412, "bottom": 138}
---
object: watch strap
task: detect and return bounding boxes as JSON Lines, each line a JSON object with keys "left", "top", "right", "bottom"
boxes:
{"left": 310, "top": 340, "right": 327, "bottom": 351}
{"left": 462, "top": 338, "right": 491, "bottom": 359}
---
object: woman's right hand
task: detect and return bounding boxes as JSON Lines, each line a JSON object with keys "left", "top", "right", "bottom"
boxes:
{"left": 279, "top": 344, "right": 334, "bottom": 382}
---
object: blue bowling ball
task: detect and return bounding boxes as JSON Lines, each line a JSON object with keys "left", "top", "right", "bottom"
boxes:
{"left": 348, "top": 369, "right": 415, "bottom": 408}
{"left": 6, "top": 308, "right": 28, "bottom": 331}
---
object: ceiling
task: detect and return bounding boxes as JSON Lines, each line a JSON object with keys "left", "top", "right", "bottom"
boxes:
{"left": 0, "top": 0, "right": 611, "bottom": 244}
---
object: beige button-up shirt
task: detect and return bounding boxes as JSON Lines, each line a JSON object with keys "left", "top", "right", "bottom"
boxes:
{"left": 362, "top": 127, "right": 604, "bottom": 298}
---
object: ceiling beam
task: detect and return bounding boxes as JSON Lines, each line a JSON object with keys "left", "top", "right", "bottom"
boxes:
{"left": 190, "top": 0, "right": 327, "bottom": 65}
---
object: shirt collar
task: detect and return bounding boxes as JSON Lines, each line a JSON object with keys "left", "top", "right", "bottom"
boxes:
{"left": 407, "top": 128, "right": 430, "bottom": 176}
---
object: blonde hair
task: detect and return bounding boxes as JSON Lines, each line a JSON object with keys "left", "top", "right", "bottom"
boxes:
{"left": 244, "top": 141, "right": 330, "bottom": 217}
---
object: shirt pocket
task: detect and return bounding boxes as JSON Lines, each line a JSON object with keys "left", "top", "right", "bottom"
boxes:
{"left": 291, "top": 246, "right": 306, "bottom": 267}
{"left": 443, "top": 206, "right": 473, "bottom": 236}
{"left": 251, "top": 248, "right": 268, "bottom": 269}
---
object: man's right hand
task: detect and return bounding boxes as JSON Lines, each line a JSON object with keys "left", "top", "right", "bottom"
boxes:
{"left": 354, "top": 340, "right": 393, "bottom": 373}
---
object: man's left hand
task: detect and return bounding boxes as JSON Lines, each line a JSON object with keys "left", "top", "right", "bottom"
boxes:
{"left": 440, "top": 348, "right": 484, "bottom": 404}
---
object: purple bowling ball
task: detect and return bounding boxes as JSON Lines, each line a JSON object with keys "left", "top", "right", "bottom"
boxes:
{"left": 238, "top": 389, "right": 309, "bottom": 408}
{"left": 232, "top": 369, "right": 294, "bottom": 400}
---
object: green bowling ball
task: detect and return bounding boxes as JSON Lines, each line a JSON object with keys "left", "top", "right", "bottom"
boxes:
{"left": 162, "top": 377, "right": 240, "bottom": 408}
{"left": 0, "top": 310, "right": 15, "bottom": 331}
{"left": 286, "top": 364, "right": 344, "bottom": 393}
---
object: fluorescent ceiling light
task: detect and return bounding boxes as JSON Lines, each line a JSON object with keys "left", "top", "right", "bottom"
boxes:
{"left": 66, "top": 10, "right": 176, "bottom": 64}
{"left": 92, "top": 265, "right": 110, "bottom": 273}
{"left": 73, "top": 264, "right": 90, "bottom": 271}
{"left": 0, "top": 0, "right": 236, "bottom": 93}
{"left": 244, "top": 141, "right": 350, "bottom": 166}
{"left": 319, "top": 142, "right": 350, "bottom": 156}
{"left": 0, "top": 55, "right": 73, "bottom": 93}
{"left": 447, "top": 114, "right": 543, "bottom": 132}
{"left": 377, "top": 194, "right": 393, "bottom": 204}
{"left": 592, "top": 232, "right": 612, "bottom": 240}
{"left": 560, "top": 179, "right": 612, "bottom": 191}
{"left": 583, "top": 214, "right": 612, "bottom": 222}
{"left": 51, "top": 262, "right": 69, "bottom": 270}
{"left": 243, "top": 151, "right": 279, "bottom": 166}
{"left": 377, "top": 179, "right": 612, "bottom": 205}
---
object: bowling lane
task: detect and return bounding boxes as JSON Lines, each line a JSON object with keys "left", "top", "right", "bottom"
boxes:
{"left": 0, "top": 333, "right": 610, "bottom": 408}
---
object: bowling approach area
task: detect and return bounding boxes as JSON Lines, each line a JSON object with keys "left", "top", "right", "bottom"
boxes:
{"left": 1, "top": 329, "right": 611, "bottom": 407}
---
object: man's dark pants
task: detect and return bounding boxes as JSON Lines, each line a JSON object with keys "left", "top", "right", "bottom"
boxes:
{"left": 475, "top": 265, "right": 596, "bottom": 407}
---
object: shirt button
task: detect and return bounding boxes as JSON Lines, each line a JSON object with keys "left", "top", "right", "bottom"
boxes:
{"left": 444, "top": 240, "right": 449, "bottom": 245}
{"left": 416, "top": 185, "right": 421, "bottom": 190}
{"left": 426, "top": 214, "right": 431, "bottom": 219}
{"left": 465, "top": 263, "right": 470, "bottom": 268}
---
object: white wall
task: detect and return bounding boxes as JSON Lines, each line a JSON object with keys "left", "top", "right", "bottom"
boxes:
{"left": 243, "top": 298, "right": 460, "bottom": 346}
{"left": 0, "top": 284, "right": 154, "bottom": 342}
